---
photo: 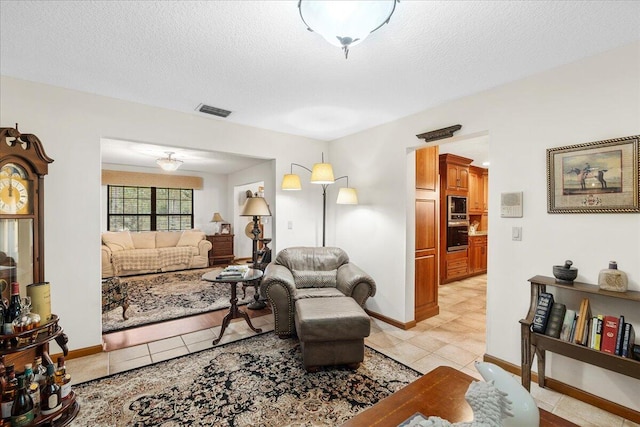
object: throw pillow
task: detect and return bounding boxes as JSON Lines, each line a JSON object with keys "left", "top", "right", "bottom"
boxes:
{"left": 293, "top": 270, "right": 337, "bottom": 288}
{"left": 130, "top": 231, "right": 156, "bottom": 249}
{"left": 102, "top": 231, "right": 135, "bottom": 252}
{"left": 177, "top": 231, "right": 204, "bottom": 247}
{"left": 156, "top": 231, "right": 182, "bottom": 248}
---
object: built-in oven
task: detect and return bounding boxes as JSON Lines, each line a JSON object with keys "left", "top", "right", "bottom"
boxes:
{"left": 447, "top": 221, "right": 469, "bottom": 252}
{"left": 447, "top": 195, "right": 468, "bottom": 222}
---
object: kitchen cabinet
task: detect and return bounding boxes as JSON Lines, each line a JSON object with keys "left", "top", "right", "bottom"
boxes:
{"left": 469, "top": 166, "right": 485, "bottom": 214}
{"left": 468, "top": 235, "right": 488, "bottom": 274}
{"left": 483, "top": 170, "right": 489, "bottom": 212}
{"left": 439, "top": 154, "right": 471, "bottom": 192}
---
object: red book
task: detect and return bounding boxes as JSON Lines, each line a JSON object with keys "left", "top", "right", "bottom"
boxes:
{"left": 601, "top": 315, "right": 620, "bottom": 354}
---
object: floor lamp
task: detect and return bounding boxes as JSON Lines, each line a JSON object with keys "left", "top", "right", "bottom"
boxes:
{"left": 240, "top": 196, "right": 272, "bottom": 309}
{"left": 282, "top": 154, "right": 358, "bottom": 247}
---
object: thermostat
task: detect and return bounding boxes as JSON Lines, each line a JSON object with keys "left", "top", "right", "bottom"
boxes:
{"left": 501, "top": 192, "right": 523, "bottom": 218}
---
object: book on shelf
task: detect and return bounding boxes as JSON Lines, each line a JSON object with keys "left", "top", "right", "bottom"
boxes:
{"left": 559, "top": 309, "right": 576, "bottom": 342}
{"left": 601, "top": 315, "right": 620, "bottom": 354}
{"left": 621, "top": 323, "right": 636, "bottom": 358}
{"left": 592, "top": 315, "right": 603, "bottom": 351}
{"left": 568, "top": 315, "right": 578, "bottom": 343}
{"left": 544, "top": 303, "right": 566, "bottom": 338}
{"left": 574, "top": 298, "right": 591, "bottom": 346}
{"left": 532, "top": 292, "right": 554, "bottom": 334}
{"left": 614, "top": 315, "right": 625, "bottom": 356}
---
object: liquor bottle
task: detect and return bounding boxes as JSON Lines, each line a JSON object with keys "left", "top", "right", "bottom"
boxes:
{"left": 1, "top": 364, "right": 17, "bottom": 420}
{"left": 10, "top": 375, "right": 34, "bottom": 427}
{"left": 33, "top": 356, "right": 47, "bottom": 389}
{"left": 40, "top": 364, "right": 61, "bottom": 416}
{"left": 6, "top": 283, "right": 22, "bottom": 324}
{"left": 55, "top": 356, "right": 71, "bottom": 399}
{"left": 5, "top": 283, "right": 21, "bottom": 346}
{"left": 24, "top": 363, "right": 40, "bottom": 415}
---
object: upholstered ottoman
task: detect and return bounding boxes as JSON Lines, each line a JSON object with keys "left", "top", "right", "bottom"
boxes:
{"left": 294, "top": 297, "right": 371, "bottom": 371}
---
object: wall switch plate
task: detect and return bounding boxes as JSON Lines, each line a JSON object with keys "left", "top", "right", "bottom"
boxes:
{"left": 287, "top": 221, "right": 293, "bottom": 230}
{"left": 512, "top": 226, "right": 522, "bottom": 241}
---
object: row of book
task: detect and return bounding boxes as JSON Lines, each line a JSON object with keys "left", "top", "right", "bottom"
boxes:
{"left": 532, "top": 292, "right": 639, "bottom": 360}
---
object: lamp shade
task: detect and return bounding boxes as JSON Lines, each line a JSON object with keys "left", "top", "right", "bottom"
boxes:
{"left": 281, "top": 173, "right": 302, "bottom": 190}
{"left": 211, "top": 212, "right": 224, "bottom": 222}
{"left": 310, "top": 162, "right": 335, "bottom": 184}
{"left": 240, "top": 197, "right": 272, "bottom": 217}
{"left": 336, "top": 187, "right": 358, "bottom": 205}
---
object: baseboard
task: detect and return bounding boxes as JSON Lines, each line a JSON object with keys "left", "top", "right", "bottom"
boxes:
{"left": 51, "top": 344, "right": 104, "bottom": 362}
{"left": 365, "top": 309, "right": 416, "bottom": 330}
{"left": 483, "top": 353, "right": 640, "bottom": 424}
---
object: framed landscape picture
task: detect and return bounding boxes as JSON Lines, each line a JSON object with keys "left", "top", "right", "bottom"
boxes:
{"left": 547, "top": 135, "right": 639, "bottom": 213}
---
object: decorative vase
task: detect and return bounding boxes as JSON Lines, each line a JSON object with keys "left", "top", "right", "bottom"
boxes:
{"left": 598, "top": 261, "right": 628, "bottom": 292}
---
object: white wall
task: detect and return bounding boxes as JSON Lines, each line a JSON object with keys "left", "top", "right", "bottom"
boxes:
{"left": 330, "top": 42, "right": 640, "bottom": 410}
{"left": 0, "top": 76, "right": 327, "bottom": 353}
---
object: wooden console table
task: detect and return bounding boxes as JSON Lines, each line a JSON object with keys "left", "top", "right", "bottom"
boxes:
{"left": 341, "top": 366, "right": 577, "bottom": 426}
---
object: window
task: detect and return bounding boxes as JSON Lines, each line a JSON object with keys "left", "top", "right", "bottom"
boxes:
{"left": 108, "top": 186, "right": 193, "bottom": 231}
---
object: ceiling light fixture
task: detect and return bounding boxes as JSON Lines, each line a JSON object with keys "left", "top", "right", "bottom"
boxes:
{"left": 298, "top": 0, "right": 398, "bottom": 59}
{"left": 156, "top": 152, "right": 183, "bottom": 171}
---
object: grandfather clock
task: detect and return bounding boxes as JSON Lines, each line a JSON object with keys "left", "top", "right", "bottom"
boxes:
{"left": 0, "top": 125, "right": 54, "bottom": 300}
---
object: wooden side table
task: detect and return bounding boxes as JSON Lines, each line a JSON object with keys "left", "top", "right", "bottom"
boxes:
{"left": 206, "top": 234, "right": 235, "bottom": 266}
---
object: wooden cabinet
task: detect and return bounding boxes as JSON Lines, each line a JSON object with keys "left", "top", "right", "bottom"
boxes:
{"left": 468, "top": 235, "right": 487, "bottom": 274}
{"left": 469, "top": 166, "right": 486, "bottom": 214}
{"left": 1, "top": 315, "right": 79, "bottom": 426}
{"left": 206, "top": 234, "right": 234, "bottom": 266}
{"left": 440, "top": 154, "right": 470, "bottom": 192}
{"left": 482, "top": 170, "right": 489, "bottom": 212}
{"left": 520, "top": 276, "right": 640, "bottom": 402}
{"left": 415, "top": 147, "right": 440, "bottom": 321}
{"left": 444, "top": 251, "right": 469, "bottom": 281}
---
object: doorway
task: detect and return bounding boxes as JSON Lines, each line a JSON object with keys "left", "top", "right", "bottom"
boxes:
{"left": 414, "top": 134, "right": 489, "bottom": 323}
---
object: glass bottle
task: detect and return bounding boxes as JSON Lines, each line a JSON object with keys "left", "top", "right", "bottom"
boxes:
{"left": 6, "top": 283, "right": 21, "bottom": 325}
{"left": 39, "top": 364, "right": 61, "bottom": 416}
{"left": 10, "top": 375, "right": 34, "bottom": 427}
{"left": 24, "top": 363, "right": 40, "bottom": 415}
{"left": 33, "top": 356, "right": 47, "bottom": 389}
{"left": 55, "top": 356, "right": 71, "bottom": 399}
{"left": 2, "top": 284, "right": 20, "bottom": 338}
{"left": 1, "top": 365, "right": 17, "bottom": 420}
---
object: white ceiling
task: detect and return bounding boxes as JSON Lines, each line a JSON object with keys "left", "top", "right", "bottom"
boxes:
{"left": 2, "top": 1, "right": 639, "bottom": 171}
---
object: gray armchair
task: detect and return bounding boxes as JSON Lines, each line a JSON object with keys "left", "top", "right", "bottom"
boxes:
{"left": 261, "top": 246, "right": 376, "bottom": 337}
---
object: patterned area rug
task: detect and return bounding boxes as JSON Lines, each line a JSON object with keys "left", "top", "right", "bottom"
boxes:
{"left": 102, "top": 268, "right": 256, "bottom": 333}
{"left": 73, "top": 333, "right": 421, "bottom": 426}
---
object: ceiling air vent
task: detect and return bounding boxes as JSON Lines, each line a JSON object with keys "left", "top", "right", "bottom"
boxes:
{"left": 196, "top": 104, "right": 232, "bottom": 118}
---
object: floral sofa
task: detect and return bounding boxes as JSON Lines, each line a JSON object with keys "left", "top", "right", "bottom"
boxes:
{"left": 101, "top": 230, "right": 212, "bottom": 278}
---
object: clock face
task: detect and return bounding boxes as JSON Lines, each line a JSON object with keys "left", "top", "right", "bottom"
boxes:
{"left": 0, "top": 163, "right": 32, "bottom": 215}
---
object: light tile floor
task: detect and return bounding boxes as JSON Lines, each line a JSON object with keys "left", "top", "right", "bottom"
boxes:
{"left": 68, "top": 275, "right": 638, "bottom": 426}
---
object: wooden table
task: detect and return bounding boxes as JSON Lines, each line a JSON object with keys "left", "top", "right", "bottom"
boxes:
{"left": 341, "top": 366, "right": 578, "bottom": 427}
{"left": 202, "top": 268, "right": 263, "bottom": 344}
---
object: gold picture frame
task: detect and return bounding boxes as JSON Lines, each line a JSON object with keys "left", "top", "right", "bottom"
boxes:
{"left": 547, "top": 135, "right": 639, "bottom": 213}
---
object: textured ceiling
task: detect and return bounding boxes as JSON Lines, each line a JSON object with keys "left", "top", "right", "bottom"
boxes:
{"left": 1, "top": 1, "right": 639, "bottom": 147}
